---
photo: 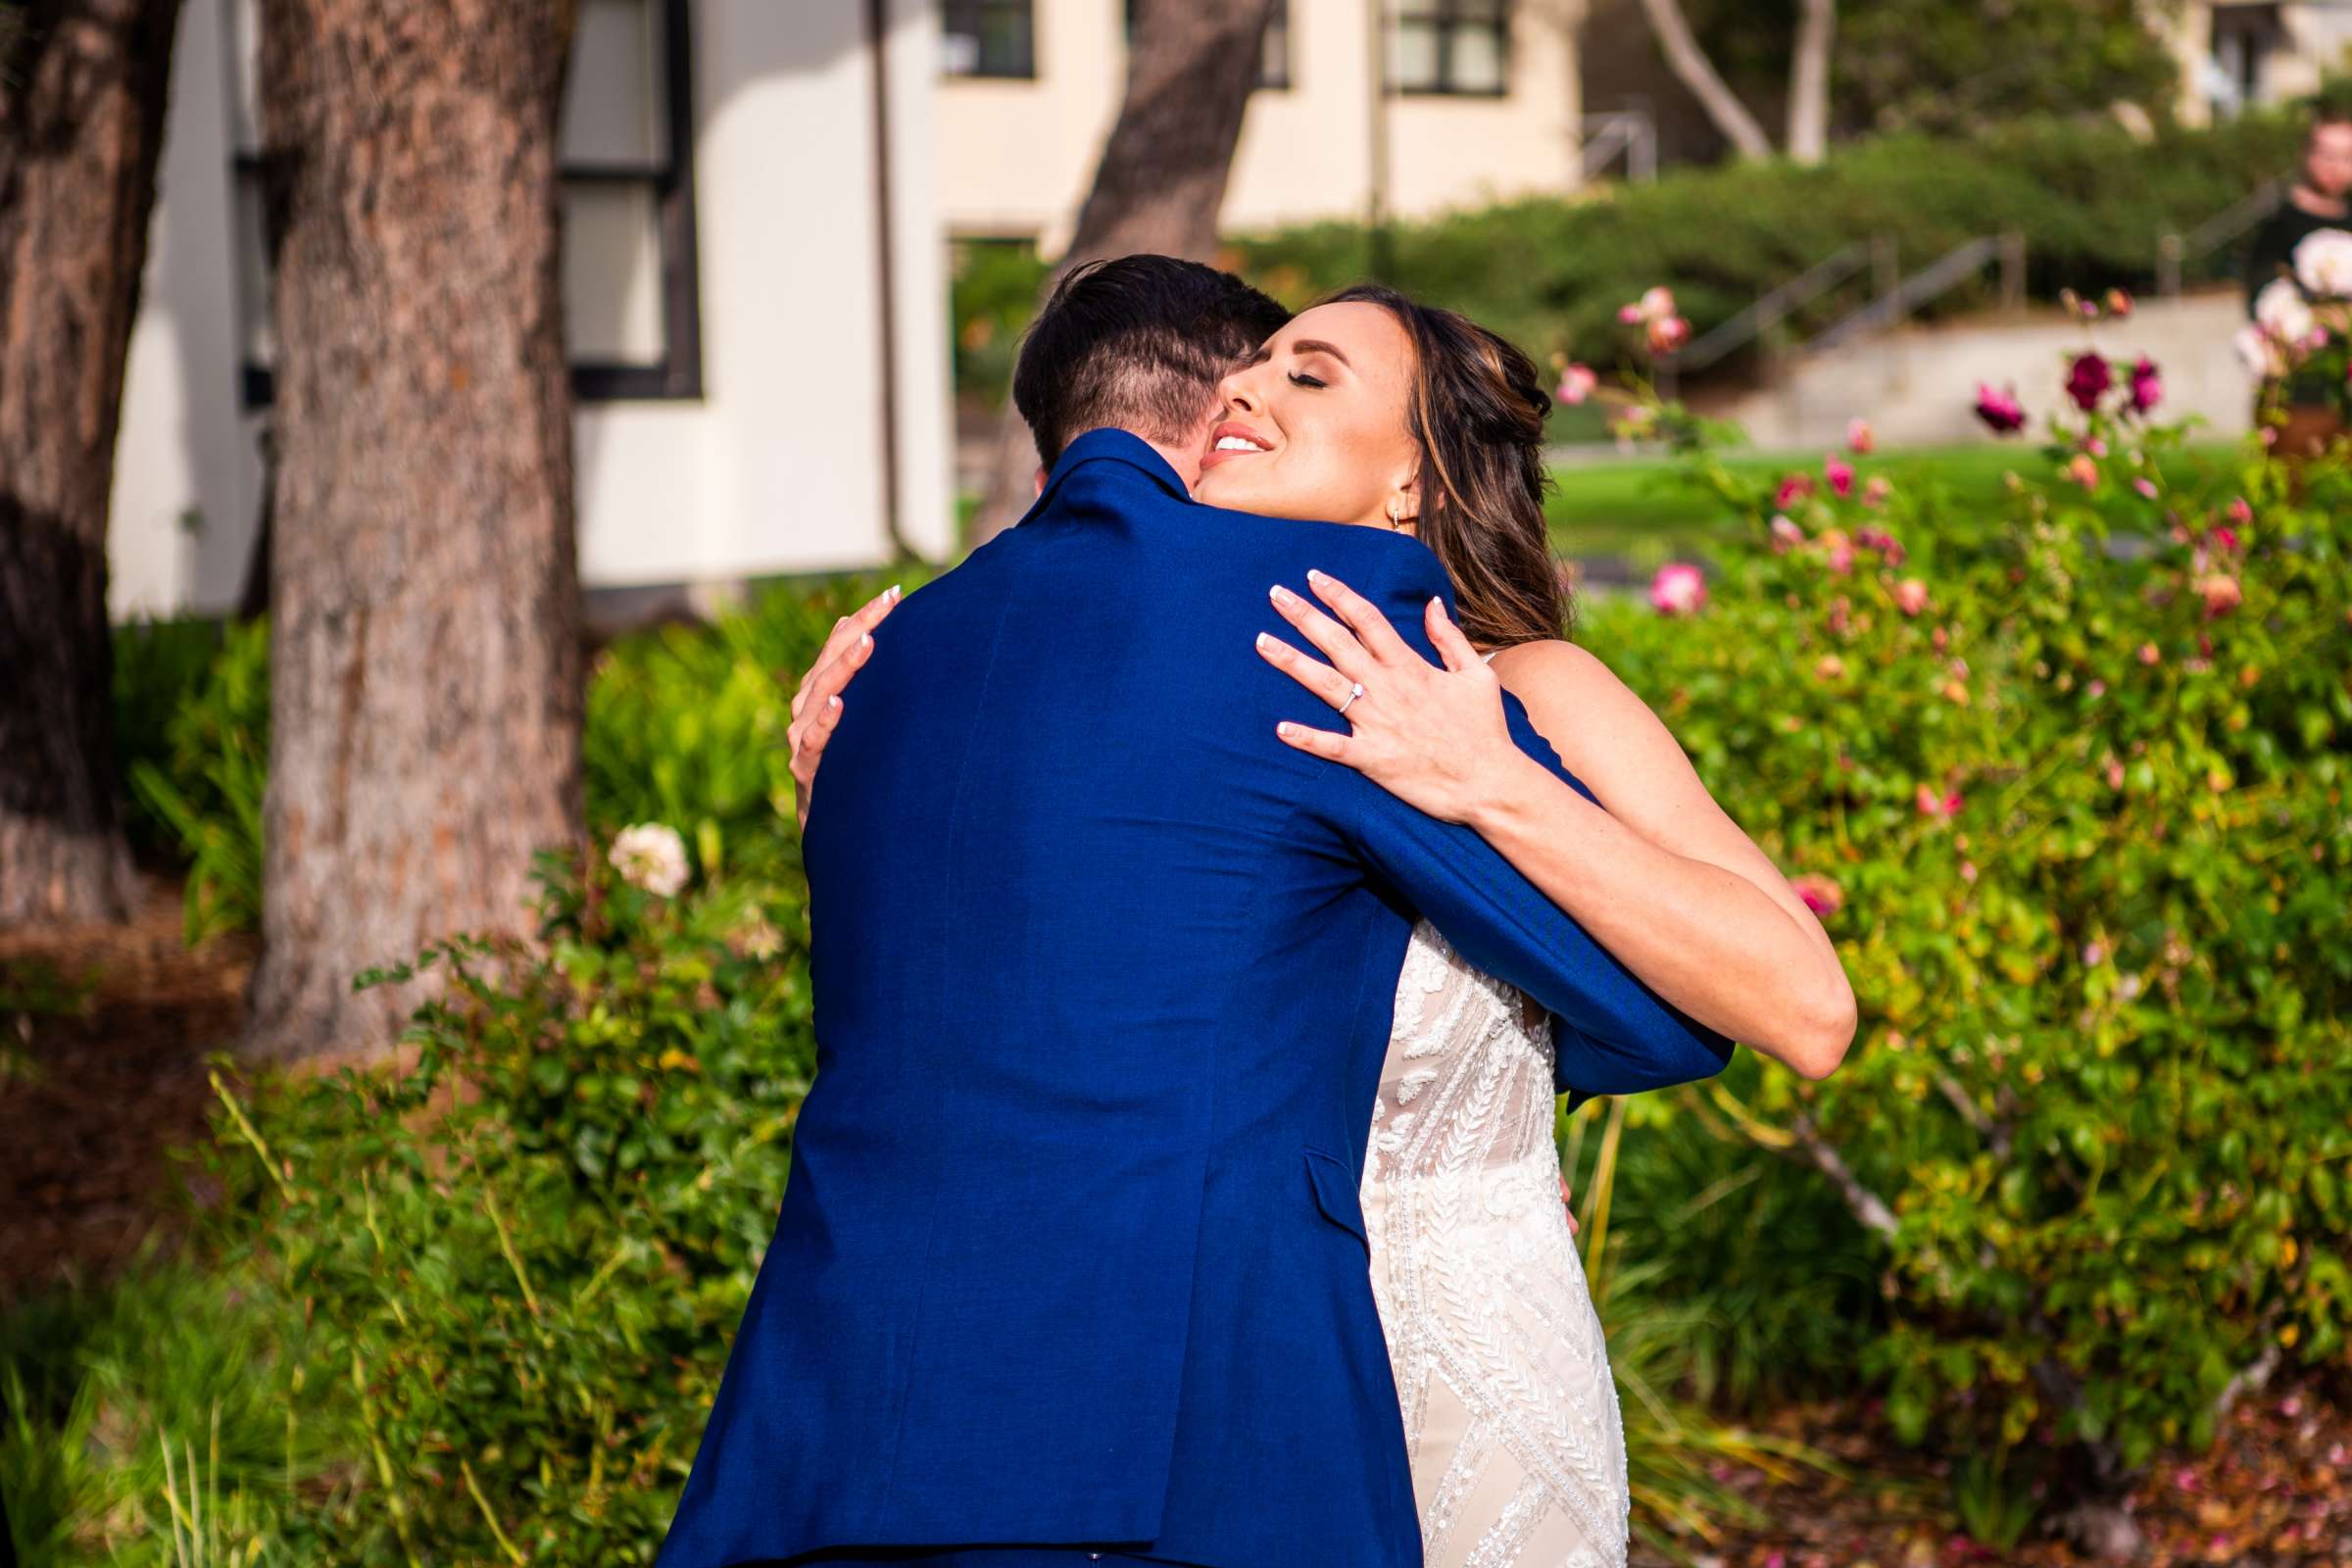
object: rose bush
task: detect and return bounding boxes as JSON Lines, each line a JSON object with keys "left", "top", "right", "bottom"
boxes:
{"left": 1581, "top": 338, "right": 2352, "bottom": 1531}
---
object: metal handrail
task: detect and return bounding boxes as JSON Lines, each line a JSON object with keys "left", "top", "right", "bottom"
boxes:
{"left": 1579, "top": 111, "right": 1657, "bottom": 184}
{"left": 2157, "top": 176, "right": 2285, "bottom": 296}
{"left": 1669, "top": 240, "right": 1878, "bottom": 375}
{"left": 1804, "top": 231, "right": 2025, "bottom": 357}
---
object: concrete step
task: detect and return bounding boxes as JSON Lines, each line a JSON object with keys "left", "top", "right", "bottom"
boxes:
{"left": 1708, "top": 292, "right": 2259, "bottom": 453}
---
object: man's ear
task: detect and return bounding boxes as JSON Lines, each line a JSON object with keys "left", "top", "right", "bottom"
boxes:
{"left": 1033, "top": 467, "right": 1047, "bottom": 497}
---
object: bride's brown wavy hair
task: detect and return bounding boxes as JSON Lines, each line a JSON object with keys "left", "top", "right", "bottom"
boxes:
{"left": 1318, "top": 282, "right": 1571, "bottom": 650}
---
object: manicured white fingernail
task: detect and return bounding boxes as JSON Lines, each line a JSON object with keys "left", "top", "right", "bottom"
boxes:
{"left": 1277, "top": 722, "right": 1298, "bottom": 738}
{"left": 1307, "top": 568, "right": 1329, "bottom": 584}
{"left": 1269, "top": 583, "right": 1293, "bottom": 605}
{"left": 859, "top": 633, "right": 872, "bottom": 651}
{"left": 887, "top": 583, "right": 902, "bottom": 601}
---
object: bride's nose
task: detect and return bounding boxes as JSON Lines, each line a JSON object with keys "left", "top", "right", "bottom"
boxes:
{"left": 1216, "top": 364, "right": 1263, "bottom": 414}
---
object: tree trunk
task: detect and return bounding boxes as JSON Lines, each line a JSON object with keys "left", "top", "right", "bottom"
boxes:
{"left": 246, "top": 0, "right": 584, "bottom": 1060}
{"left": 1786, "top": 0, "right": 1836, "bottom": 165}
{"left": 1634, "top": 0, "right": 1774, "bottom": 161}
{"left": 0, "top": 0, "right": 181, "bottom": 925}
{"left": 967, "top": 0, "right": 1276, "bottom": 545}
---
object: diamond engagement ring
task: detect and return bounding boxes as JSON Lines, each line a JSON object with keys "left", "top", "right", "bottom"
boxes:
{"left": 1338, "top": 681, "right": 1366, "bottom": 715}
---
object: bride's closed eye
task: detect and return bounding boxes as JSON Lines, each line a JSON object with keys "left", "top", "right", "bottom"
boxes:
{"left": 1289, "top": 371, "right": 1327, "bottom": 390}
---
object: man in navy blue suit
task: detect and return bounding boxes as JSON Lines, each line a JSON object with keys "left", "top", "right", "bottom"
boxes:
{"left": 654, "top": 258, "right": 1733, "bottom": 1568}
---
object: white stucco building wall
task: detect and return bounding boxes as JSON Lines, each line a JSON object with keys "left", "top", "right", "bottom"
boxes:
{"left": 935, "top": 0, "right": 1585, "bottom": 250}
{"left": 108, "top": 0, "right": 954, "bottom": 622}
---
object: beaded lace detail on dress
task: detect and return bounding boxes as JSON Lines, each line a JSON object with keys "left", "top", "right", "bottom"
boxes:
{"left": 1359, "top": 919, "right": 1630, "bottom": 1568}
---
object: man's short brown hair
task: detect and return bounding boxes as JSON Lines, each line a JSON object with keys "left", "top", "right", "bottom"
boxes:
{"left": 1011, "top": 255, "right": 1291, "bottom": 469}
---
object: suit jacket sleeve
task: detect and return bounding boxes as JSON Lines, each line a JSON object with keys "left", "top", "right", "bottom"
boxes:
{"left": 1298, "top": 550, "right": 1736, "bottom": 1107}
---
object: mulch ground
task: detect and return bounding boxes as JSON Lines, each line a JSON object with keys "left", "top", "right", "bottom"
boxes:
{"left": 3, "top": 887, "right": 2346, "bottom": 1561}
{"left": 1640, "top": 1387, "right": 2352, "bottom": 1567}
{"left": 0, "top": 879, "right": 256, "bottom": 1304}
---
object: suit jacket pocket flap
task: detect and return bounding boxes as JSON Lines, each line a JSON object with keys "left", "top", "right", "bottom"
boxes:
{"left": 1303, "top": 1147, "right": 1368, "bottom": 1249}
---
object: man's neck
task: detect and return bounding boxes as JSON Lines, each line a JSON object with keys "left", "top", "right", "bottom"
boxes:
{"left": 1062, "top": 425, "right": 1202, "bottom": 496}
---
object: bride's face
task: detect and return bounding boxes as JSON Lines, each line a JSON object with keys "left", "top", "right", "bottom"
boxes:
{"left": 1191, "top": 302, "right": 1420, "bottom": 530}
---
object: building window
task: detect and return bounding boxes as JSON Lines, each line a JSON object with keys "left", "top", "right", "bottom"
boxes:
{"left": 1118, "top": 0, "right": 1292, "bottom": 90}
{"left": 942, "top": 0, "right": 1035, "bottom": 78}
{"left": 231, "top": 0, "right": 704, "bottom": 406}
{"left": 1392, "top": 0, "right": 1509, "bottom": 97}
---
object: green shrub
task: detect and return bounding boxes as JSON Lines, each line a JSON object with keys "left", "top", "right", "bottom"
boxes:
{"left": 124, "top": 618, "right": 270, "bottom": 943}
{"left": 1577, "top": 349, "right": 2352, "bottom": 1520}
{"left": 1231, "top": 115, "right": 2301, "bottom": 375}
{"left": 584, "top": 573, "right": 920, "bottom": 880}
{"left": 111, "top": 617, "right": 231, "bottom": 863}
{"left": 197, "top": 845, "right": 815, "bottom": 1564}
{"left": 122, "top": 574, "right": 922, "bottom": 934}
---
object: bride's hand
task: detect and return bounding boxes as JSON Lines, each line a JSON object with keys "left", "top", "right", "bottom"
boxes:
{"left": 1255, "top": 569, "right": 1532, "bottom": 825}
{"left": 788, "top": 584, "right": 901, "bottom": 831}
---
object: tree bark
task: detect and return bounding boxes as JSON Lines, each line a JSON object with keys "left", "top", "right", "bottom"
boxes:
{"left": 1634, "top": 0, "right": 1774, "bottom": 162}
{"left": 0, "top": 0, "right": 181, "bottom": 925}
{"left": 1785, "top": 0, "right": 1836, "bottom": 165}
{"left": 246, "top": 0, "right": 584, "bottom": 1060}
{"left": 966, "top": 0, "right": 1276, "bottom": 545}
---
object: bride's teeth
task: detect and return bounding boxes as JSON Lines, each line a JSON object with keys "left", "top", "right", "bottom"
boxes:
{"left": 1217, "top": 436, "right": 1259, "bottom": 452}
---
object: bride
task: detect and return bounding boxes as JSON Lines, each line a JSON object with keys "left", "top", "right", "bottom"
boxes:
{"left": 787, "top": 282, "right": 1854, "bottom": 1566}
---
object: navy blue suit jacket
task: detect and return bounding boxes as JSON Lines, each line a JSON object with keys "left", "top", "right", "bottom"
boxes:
{"left": 655, "top": 430, "right": 1734, "bottom": 1568}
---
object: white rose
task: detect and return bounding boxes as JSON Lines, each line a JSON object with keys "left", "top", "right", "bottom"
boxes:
{"left": 2233, "top": 323, "right": 2285, "bottom": 379}
{"left": 2253, "top": 277, "right": 2315, "bottom": 345}
{"left": 610, "top": 821, "right": 691, "bottom": 897}
{"left": 2290, "top": 226, "right": 2352, "bottom": 298}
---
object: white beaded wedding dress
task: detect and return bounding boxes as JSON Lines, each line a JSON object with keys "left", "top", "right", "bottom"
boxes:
{"left": 1357, "top": 917, "right": 1632, "bottom": 1568}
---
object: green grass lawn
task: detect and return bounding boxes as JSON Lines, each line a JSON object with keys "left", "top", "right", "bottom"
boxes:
{"left": 1545, "top": 441, "right": 2237, "bottom": 564}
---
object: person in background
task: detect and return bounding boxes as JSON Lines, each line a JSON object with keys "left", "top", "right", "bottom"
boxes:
{"left": 2241, "top": 102, "right": 2352, "bottom": 314}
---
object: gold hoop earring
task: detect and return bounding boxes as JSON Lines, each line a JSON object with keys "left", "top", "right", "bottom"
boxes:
{"left": 1387, "top": 499, "right": 1405, "bottom": 529}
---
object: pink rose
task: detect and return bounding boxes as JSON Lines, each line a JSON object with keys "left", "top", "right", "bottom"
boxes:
{"left": 1915, "top": 783, "right": 1962, "bottom": 819}
{"left": 2065, "top": 353, "right": 2113, "bottom": 413}
{"left": 1645, "top": 314, "right": 1690, "bottom": 354}
{"left": 1638, "top": 285, "right": 1676, "bottom": 320}
{"left": 2134, "top": 477, "right": 2159, "bottom": 500}
{"left": 1861, "top": 475, "right": 1891, "bottom": 509}
{"left": 2066, "top": 453, "right": 2100, "bottom": 489}
{"left": 1554, "top": 363, "right": 1598, "bottom": 405}
{"left": 2196, "top": 573, "right": 2242, "bottom": 617}
{"left": 1893, "top": 577, "right": 1930, "bottom": 615}
{"left": 1776, "top": 473, "right": 1814, "bottom": 510}
{"left": 2137, "top": 642, "right": 2160, "bottom": 664}
{"left": 2213, "top": 524, "right": 2239, "bottom": 552}
{"left": 2129, "top": 356, "right": 2162, "bottom": 415}
{"left": 1768, "top": 514, "right": 1804, "bottom": 552}
{"left": 1975, "top": 383, "right": 2027, "bottom": 433}
{"left": 1825, "top": 456, "right": 1855, "bottom": 498}
{"left": 1617, "top": 303, "right": 1642, "bottom": 324}
{"left": 1846, "top": 417, "right": 1876, "bottom": 454}
{"left": 2228, "top": 496, "right": 2253, "bottom": 525}
{"left": 1648, "top": 561, "right": 1706, "bottom": 614}
{"left": 1817, "top": 526, "right": 1854, "bottom": 574}
{"left": 1790, "top": 873, "right": 1843, "bottom": 917}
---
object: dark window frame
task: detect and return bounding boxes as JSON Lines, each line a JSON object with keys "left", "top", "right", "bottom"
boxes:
{"left": 1393, "top": 0, "right": 1511, "bottom": 99}
{"left": 941, "top": 0, "right": 1037, "bottom": 79}
{"left": 1117, "top": 0, "right": 1291, "bottom": 91}
{"left": 240, "top": 0, "right": 704, "bottom": 409}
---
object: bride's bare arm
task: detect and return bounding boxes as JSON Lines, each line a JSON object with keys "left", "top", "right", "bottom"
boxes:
{"left": 1261, "top": 570, "right": 1854, "bottom": 1081}
{"left": 1485, "top": 637, "right": 1854, "bottom": 1080}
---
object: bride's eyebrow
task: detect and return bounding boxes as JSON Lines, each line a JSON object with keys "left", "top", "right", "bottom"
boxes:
{"left": 1289, "top": 339, "right": 1352, "bottom": 368}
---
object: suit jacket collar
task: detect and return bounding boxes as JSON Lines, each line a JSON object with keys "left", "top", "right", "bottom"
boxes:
{"left": 1019, "top": 427, "right": 1191, "bottom": 525}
